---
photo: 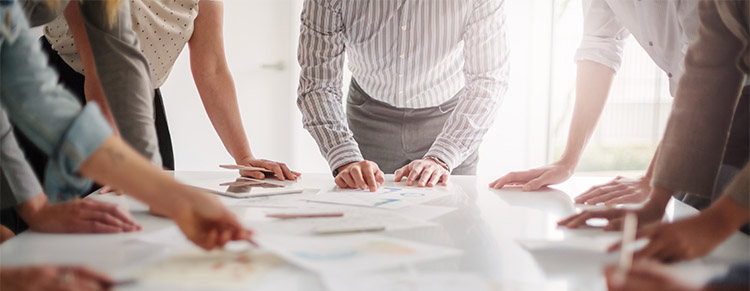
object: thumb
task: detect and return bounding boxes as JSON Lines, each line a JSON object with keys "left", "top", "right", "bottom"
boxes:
{"left": 245, "top": 171, "right": 265, "bottom": 180}
{"left": 523, "top": 175, "right": 550, "bottom": 191}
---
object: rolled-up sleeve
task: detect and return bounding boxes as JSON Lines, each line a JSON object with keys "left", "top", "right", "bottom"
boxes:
{"left": 297, "top": 0, "right": 364, "bottom": 172}
{"left": 573, "top": 0, "right": 630, "bottom": 72}
{"left": 0, "top": 3, "right": 111, "bottom": 200}
{"left": 0, "top": 110, "right": 43, "bottom": 208}
{"left": 426, "top": 0, "right": 509, "bottom": 171}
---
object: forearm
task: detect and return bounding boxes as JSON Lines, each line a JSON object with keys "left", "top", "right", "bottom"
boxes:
{"left": 14, "top": 193, "right": 48, "bottom": 224}
{"left": 647, "top": 186, "right": 676, "bottom": 212}
{"left": 559, "top": 61, "right": 616, "bottom": 166}
{"left": 298, "top": 93, "right": 363, "bottom": 171}
{"left": 644, "top": 143, "right": 660, "bottom": 179}
{"left": 78, "top": 136, "right": 190, "bottom": 217}
{"left": 193, "top": 70, "right": 252, "bottom": 162}
{"left": 427, "top": 82, "right": 504, "bottom": 170}
{"left": 703, "top": 194, "right": 750, "bottom": 233}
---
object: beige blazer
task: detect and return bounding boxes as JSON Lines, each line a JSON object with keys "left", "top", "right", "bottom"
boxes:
{"left": 652, "top": 0, "right": 749, "bottom": 209}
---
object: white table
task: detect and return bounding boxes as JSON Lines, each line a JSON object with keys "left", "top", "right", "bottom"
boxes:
{"left": 1, "top": 172, "right": 748, "bottom": 290}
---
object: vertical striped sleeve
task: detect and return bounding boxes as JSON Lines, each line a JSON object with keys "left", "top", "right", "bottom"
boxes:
{"left": 297, "top": 0, "right": 363, "bottom": 172}
{"left": 425, "top": 0, "right": 509, "bottom": 170}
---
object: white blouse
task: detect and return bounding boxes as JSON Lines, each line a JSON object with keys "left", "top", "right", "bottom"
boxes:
{"left": 44, "top": 0, "right": 203, "bottom": 88}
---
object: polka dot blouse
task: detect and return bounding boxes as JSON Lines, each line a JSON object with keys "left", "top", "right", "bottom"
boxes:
{"left": 44, "top": 0, "right": 212, "bottom": 88}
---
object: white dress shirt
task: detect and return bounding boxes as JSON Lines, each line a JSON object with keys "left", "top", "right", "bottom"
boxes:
{"left": 574, "top": 0, "right": 700, "bottom": 96}
{"left": 297, "top": 0, "right": 509, "bottom": 171}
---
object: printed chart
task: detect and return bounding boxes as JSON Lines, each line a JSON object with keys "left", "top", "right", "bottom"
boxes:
{"left": 307, "top": 186, "right": 454, "bottom": 209}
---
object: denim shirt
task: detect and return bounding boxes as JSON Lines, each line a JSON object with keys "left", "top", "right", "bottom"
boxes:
{"left": 0, "top": 0, "right": 112, "bottom": 200}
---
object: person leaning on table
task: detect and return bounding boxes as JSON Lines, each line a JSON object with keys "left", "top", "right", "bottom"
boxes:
{"left": 490, "top": 0, "right": 749, "bottom": 209}
{"left": 559, "top": 0, "right": 749, "bottom": 236}
{"left": 297, "top": 0, "right": 509, "bottom": 191}
{"left": 0, "top": 0, "right": 250, "bottom": 271}
{"left": 39, "top": 0, "right": 299, "bottom": 182}
{"left": 18, "top": 0, "right": 164, "bottom": 168}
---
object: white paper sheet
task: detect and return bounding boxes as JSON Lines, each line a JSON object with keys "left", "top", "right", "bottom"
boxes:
{"left": 256, "top": 234, "right": 461, "bottom": 275}
{"left": 323, "top": 272, "right": 495, "bottom": 291}
{"left": 516, "top": 236, "right": 623, "bottom": 253}
{"left": 132, "top": 226, "right": 192, "bottom": 248}
{"left": 307, "top": 186, "right": 454, "bottom": 209}
{"left": 245, "top": 207, "right": 438, "bottom": 236}
{"left": 392, "top": 204, "right": 457, "bottom": 221}
{"left": 131, "top": 248, "right": 282, "bottom": 289}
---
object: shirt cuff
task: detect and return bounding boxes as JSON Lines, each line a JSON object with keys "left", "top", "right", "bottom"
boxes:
{"left": 326, "top": 142, "right": 364, "bottom": 175}
{"left": 43, "top": 103, "right": 112, "bottom": 201}
{"left": 574, "top": 36, "right": 626, "bottom": 72}
{"left": 425, "top": 137, "right": 463, "bottom": 172}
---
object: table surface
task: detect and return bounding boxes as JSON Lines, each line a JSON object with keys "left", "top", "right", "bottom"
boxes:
{"left": 1, "top": 172, "right": 748, "bottom": 291}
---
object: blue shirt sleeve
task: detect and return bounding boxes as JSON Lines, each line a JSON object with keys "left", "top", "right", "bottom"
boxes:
{"left": 0, "top": 2, "right": 112, "bottom": 200}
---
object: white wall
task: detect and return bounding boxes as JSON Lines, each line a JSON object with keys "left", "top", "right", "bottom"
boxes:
{"left": 162, "top": 0, "right": 555, "bottom": 176}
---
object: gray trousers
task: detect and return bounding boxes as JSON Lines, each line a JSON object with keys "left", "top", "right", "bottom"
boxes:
{"left": 346, "top": 79, "right": 478, "bottom": 175}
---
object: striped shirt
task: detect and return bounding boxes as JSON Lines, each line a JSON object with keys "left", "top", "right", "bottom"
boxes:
{"left": 297, "top": 0, "right": 509, "bottom": 172}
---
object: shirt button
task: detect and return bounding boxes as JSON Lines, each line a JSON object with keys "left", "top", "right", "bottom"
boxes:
{"left": 401, "top": 25, "right": 407, "bottom": 31}
{"left": 399, "top": 91, "right": 404, "bottom": 94}
{"left": 667, "top": 73, "right": 673, "bottom": 78}
{"left": 399, "top": 74, "right": 404, "bottom": 78}
{"left": 399, "top": 54, "right": 405, "bottom": 59}
{"left": 648, "top": 41, "right": 654, "bottom": 46}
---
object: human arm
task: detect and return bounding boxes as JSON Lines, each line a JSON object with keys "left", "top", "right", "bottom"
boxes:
{"left": 557, "top": 186, "right": 672, "bottom": 230}
{"left": 398, "top": 0, "right": 508, "bottom": 187}
{"left": 607, "top": 192, "right": 749, "bottom": 263}
{"left": 15, "top": 193, "right": 141, "bottom": 234}
{"left": 79, "top": 136, "right": 252, "bottom": 250}
{"left": 1, "top": 11, "right": 249, "bottom": 249}
{"left": 490, "top": 0, "right": 628, "bottom": 191}
{"left": 188, "top": 0, "right": 298, "bottom": 181}
{"left": 490, "top": 61, "right": 615, "bottom": 190}
{"left": 0, "top": 265, "right": 114, "bottom": 291}
{"left": 573, "top": 145, "right": 660, "bottom": 205}
{"left": 604, "top": 260, "right": 702, "bottom": 291}
{"left": 297, "top": 0, "right": 382, "bottom": 190}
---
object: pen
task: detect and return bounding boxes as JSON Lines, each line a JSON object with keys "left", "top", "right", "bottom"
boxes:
{"left": 619, "top": 212, "right": 638, "bottom": 270}
{"left": 266, "top": 212, "right": 344, "bottom": 219}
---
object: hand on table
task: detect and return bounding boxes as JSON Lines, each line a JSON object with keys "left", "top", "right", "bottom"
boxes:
{"left": 26, "top": 198, "right": 140, "bottom": 233}
{"left": 575, "top": 175, "right": 651, "bottom": 205}
{"left": 97, "top": 185, "right": 124, "bottom": 196}
{"left": 604, "top": 261, "right": 700, "bottom": 291}
{"left": 335, "top": 160, "right": 385, "bottom": 192}
{"left": 607, "top": 211, "right": 736, "bottom": 263}
{"left": 489, "top": 161, "right": 574, "bottom": 191}
{"left": 237, "top": 157, "right": 300, "bottom": 181}
{"left": 557, "top": 202, "right": 665, "bottom": 231}
{"left": 394, "top": 158, "right": 449, "bottom": 187}
{"left": 0, "top": 265, "right": 114, "bottom": 291}
{"left": 172, "top": 192, "right": 254, "bottom": 250}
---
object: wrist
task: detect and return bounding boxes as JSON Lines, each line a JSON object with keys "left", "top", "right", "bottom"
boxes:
{"left": 15, "top": 194, "right": 48, "bottom": 223}
{"left": 557, "top": 154, "right": 580, "bottom": 169}
{"left": 234, "top": 153, "right": 255, "bottom": 164}
{"left": 645, "top": 186, "right": 673, "bottom": 212}
{"left": 424, "top": 156, "right": 449, "bottom": 171}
